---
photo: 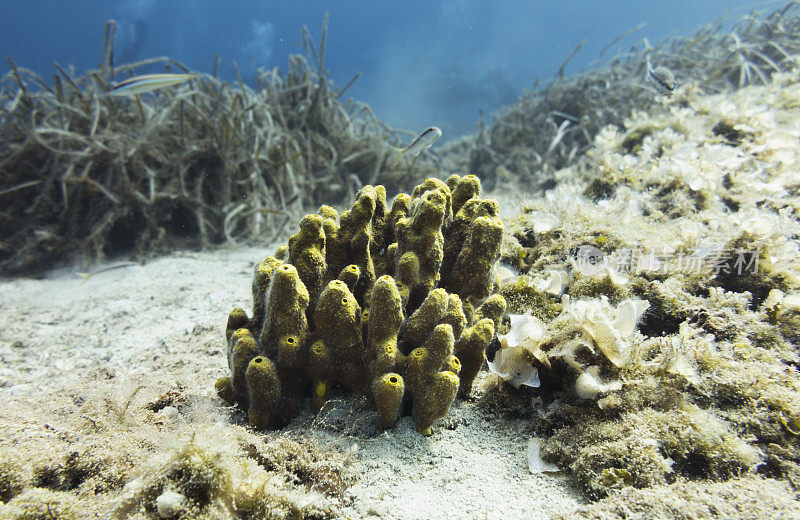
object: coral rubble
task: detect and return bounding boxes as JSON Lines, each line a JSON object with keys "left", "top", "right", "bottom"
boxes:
{"left": 216, "top": 176, "right": 506, "bottom": 434}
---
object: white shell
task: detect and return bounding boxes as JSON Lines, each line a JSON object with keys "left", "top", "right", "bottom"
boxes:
{"left": 562, "top": 296, "right": 649, "bottom": 368}
{"left": 156, "top": 490, "right": 185, "bottom": 518}
{"left": 491, "top": 313, "right": 547, "bottom": 388}
{"left": 487, "top": 348, "right": 541, "bottom": 389}
{"left": 575, "top": 366, "right": 622, "bottom": 399}
{"left": 535, "top": 270, "right": 569, "bottom": 295}
{"left": 527, "top": 438, "right": 559, "bottom": 473}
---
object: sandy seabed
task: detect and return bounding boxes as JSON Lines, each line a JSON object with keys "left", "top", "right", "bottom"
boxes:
{"left": 0, "top": 246, "right": 585, "bottom": 519}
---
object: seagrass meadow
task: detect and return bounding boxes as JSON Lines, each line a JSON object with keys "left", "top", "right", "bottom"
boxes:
{"left": 439, "top": 2, "right": 800, "bottom": 193}
{"left": 0, "top": 17, "right": 439, "bottom": 275}
{"left": 2, "top": 3, "right": 800, "bottom": 520}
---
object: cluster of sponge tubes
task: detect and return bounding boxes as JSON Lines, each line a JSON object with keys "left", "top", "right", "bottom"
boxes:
{"left": 215, "top": 175, "right": 506, "bottom": 435}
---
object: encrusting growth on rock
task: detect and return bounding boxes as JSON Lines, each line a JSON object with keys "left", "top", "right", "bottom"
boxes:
{"left": 216, "top": 175, "right": 506, "bottom": 434}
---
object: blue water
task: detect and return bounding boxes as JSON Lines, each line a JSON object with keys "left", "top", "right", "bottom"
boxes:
{"left": 0, "top": 0, "right": 777, "bottom": 138}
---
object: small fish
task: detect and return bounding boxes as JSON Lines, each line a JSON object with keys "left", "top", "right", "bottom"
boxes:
{"left": 33, "top": 229, "right": 54, "bottom": 241}
{"left": 394, "top": 126, "right": 442, "bottom": 159}
{"left": 107, "top": 73, "right": 197, "bottom": 96}
{"left": 77, "top": 261, "right": 137, "bottom": 281}
{"left": 646, "top": 56, "right": 677, "bottom": 95}
{"left": 251, "top": 208, "right": 285, "bottom": 215}
{"left": 495, "top": 165, "right": 512, "bottom": 180}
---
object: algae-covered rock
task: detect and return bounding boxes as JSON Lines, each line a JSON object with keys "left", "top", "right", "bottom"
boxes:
{"left": 2, "top": 488, "right": 80, "bottom": 520}
{"left": 109, "top": 433, "right": 344, "bottom": 520}
{"left": 215, "top": 176, "right": 506, "bottom": 433}
{"left": 542, "top": 406, "right": 763, "bottom": 499}
{"left": 478, "top": 67, "right": 800, "bottom": 506}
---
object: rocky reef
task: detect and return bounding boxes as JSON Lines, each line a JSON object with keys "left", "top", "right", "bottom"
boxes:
{"left": 483, "top": 65, "right": 800, "bottom": 502}
{"left": 215, "top": 175, "right": 506, "bottom": 434}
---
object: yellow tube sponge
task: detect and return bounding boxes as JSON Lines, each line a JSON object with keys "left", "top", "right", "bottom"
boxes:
{"left": 440, "top": 178, "right": 490, "bottom": 272}
{"left": 419, "top": 323, "right": 455, "bottom": 370}
{"left": 229, "top": 330, "right": 259, "bottom": 405}
{"left": 258, "top": 264, "right": 309, "bottom": 359}
{"left": 215, "top": 177, "right": 506, "bottom": 434}
{"left": 476, "top": 293, "right": 507, "bottom": 331}
{"left": 366, "top": 275, "right": 405, "bottom": 378}
{"left": 400, "top": 320, "right": 460, "bottom": 434}
{"left": 411, "top": 177, "right": 453, "bottom": 222}
{"left": 373, "top": 372, "right": 405, "bottom": 429}
{"left": 403, "top": 346, "right": 432, "bottom": 396}
{"left": 450, "top": 174, "right": 482, "bottom": 215}
{"left": 288, "top": 214, "right": 327, "bottom": 305}
{"left": 403, "top": 324, "right": 455, "bottom": 395}
{"left": 387, "top": 193, "right": 411, "bottom": 237}
{"left": 338, "top": 264, "right": 361, "bottom": 292}
{"left": 446, "top": 215, "right": 504, "bottom": 303}
{"left": 313, "top": 279, "right": 366, "bottom": 392}
{"left": 319, "top": 204, "right": 341, "bottom": 272}
{"left": 330, "top": 186, "right": 377, "bottom": 298}
{"left": 412, "top": 371, "right": 460, "bottom": 435}
{"left": 276, "top": 334, "right": 307, "bottom": 395}
{"left": 225, "top": 308, "right": 249, "bottom": 343}
{"left": 454, "top": 318, "right": 495, "bottom": 397}
{"left": 402, "top": 288, "right": 448, "bottom": 351}
{"left": 250, "top": 256, "right": 283, "bottom": 334}
{"left": 444, "top": 354, "right": 462, "bottom": 376}
{"left": 314, "top": 281, "right": 362, "bottom": 356}
{"left": 370, "top": 185, "right": 393, "bottom": 277}
{"left": 395, "top": 182, "right": 448, "bottom": 305}
{"left": 214, "top": 376, "right": 235, "bottom": 405}
{"left": 246, "top": 356, "right": 281, "bottom": 429}
{"left": 226, "top": 327, "right": 252, "bottom": 369}
{"left": 441, "top": 293, "right": 467, "bottom": 339}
